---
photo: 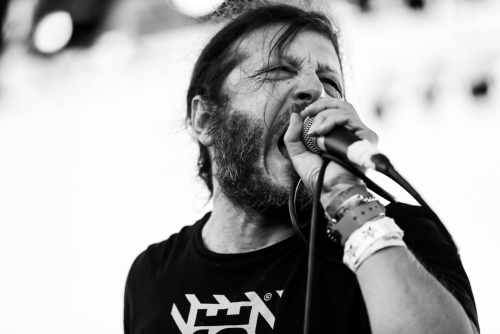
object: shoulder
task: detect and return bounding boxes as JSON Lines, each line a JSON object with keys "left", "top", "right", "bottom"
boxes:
{"left": 385, "top": 201, "right": 438, "bottom": 227}
{"left": 384, "top": 201, "right": 460, "bottom": 261}
{"left": 385, "top": 202, "right": 455, "bottom": 250}
{"left": 126, "top": 212, "right": 210, "bottom": 284}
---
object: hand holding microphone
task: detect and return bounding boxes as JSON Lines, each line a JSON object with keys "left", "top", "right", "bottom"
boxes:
{"left": 284, "top": 95, "right": 379, "bottom": 194}
{"left": 301, "top": 116, "right": 380, "bottom": 169}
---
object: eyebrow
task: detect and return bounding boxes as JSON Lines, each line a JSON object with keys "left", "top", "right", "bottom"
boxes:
{"left": 272, "top": 54, "right": 341, "bottom": 76}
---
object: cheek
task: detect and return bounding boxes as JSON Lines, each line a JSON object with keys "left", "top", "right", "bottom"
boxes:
{"left": 281, "top": 80, "right": 296, "bottom": 100}
{"left": 262, "top": 81, "right": 295, "bottom": 125}
{"left": 270, "top": 80, "right": 295, "bottom": 107}
{"left": 262, "top": 80, "right": 294, "bottom": 102}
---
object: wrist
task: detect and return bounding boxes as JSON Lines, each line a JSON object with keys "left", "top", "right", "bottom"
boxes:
{"left": 322, "top": 174, "right": 362, "bottom": 192}
{"left": 321, "top": 182, "right": 407, "bottom": 273}
{"left": 321, "top": 182, "right": 370, "bottom": 219}
{"left": 320, "top": 177, "right": 364, "bottom": 210}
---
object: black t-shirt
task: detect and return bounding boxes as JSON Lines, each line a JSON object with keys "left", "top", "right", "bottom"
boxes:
{"left": 124, "top": 203, "right": 479, "bottom": 333}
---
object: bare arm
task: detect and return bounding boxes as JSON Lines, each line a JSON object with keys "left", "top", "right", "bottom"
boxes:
{"left": 357, "top": 246, "right": 478, "bottom": 334}
{"left": 284, "top": 98, "right": 478, "bottom": 333}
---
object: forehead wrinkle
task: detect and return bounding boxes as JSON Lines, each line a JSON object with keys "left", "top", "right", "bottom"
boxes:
{"left": 296, "top": 52, "right": 338, "bottom": 74}
{"left": 280, "top": 50, "right": 340, "bottom": 75}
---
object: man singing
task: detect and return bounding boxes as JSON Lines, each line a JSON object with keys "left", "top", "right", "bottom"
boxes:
{"left": 124, "top": 4, "right": 479, "bottom": 333}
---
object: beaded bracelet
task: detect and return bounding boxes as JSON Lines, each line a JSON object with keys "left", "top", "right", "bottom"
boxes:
{"left": 326, "top": 198, "right": 386, "bottom": 246}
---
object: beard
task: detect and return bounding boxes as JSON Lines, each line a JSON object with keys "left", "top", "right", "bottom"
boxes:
{"left": 206, "top": 101, "right": 313, "bottom": 217}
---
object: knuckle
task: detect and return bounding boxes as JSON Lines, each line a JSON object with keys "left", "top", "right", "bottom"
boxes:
{"left": 314, "top": 113, "right": 326, "bottom": 122}
{"left": 316, "top": 100, "right": 326, "bottom": 108}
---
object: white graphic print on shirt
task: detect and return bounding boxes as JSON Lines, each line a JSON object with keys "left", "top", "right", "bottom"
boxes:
{"left": 171, "top": 290, "right": 284, "bottom": 334}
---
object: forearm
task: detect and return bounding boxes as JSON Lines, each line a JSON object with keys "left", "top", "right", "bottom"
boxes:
{"left": 320, "top": 183, "right": 477, "bottom": 333}
{"left": 357, "top": 246, "right": 476, "bottom": 334}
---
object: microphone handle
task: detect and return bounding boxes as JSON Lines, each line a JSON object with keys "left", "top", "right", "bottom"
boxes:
{"left": 302, "top": 116, "right": 378, "bottom": 169}
{"left": 319, "top": 127, "right": 360, "bottom": 159}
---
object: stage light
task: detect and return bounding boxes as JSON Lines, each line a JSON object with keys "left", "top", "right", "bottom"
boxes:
{"left": 359, "top": 0, "right": 371, "bottom": 12}
{"left": 33, "top": 11, "right": 72, "bottom": 54}
{"left": 405, "top": 0, "right": 425, "bottom": 10}
{"left": 169, "top": 0, "right": 225, "bottom": 18}
{"left": 471, "top": 78, "right": 490, "bottom": 99}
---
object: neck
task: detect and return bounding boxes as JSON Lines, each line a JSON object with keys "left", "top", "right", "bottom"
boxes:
{"left": 202, "top": 188, "right": 295, "bottom": 254}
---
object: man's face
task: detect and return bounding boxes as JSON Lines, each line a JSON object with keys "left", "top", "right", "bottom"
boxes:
{"left": 208, "top": 25, "right": 344, "bottom": 213}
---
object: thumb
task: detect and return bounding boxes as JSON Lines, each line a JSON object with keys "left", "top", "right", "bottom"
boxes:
{"left": 284, "top": 112, "right": 324, "bottom": 192}
{"left": 285, "top": 113, "right": 361, "bottom": 194}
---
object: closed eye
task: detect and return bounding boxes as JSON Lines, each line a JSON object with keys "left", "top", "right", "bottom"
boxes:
{"left": 321, "top": 78, "right": 343, "bottom": 98}
{"left": 256, "top": 62, "right": 297, "bottom": 75}
{"left": 269, "top": 64, "right": 295, "bottom": 73}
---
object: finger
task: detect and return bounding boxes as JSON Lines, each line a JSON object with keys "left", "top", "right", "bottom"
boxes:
{"left": 285, "top": 113, "right": 364, "bottom": 194}
{"left": 284, "top": 113, "right": 325, "bottom": 192}
{"left": 301, "top": 98, "right": 360, "bottom": 119}
{"left": 355, "top": 128, "right": 379, "bottom": 145}
{"left": 307, "top": 110, "right": 354, "bottom": 136}
{"left": 284, "top": 113, "right": 323, "bottom": 161}
{"left": 284, "top": 112, "right": 307, "bottom": 152}
{"left": 310, "top": 116, "right": 378, "bottom": 145}
{"left": 300, "top": 98, "right": 341, "bottom": 118}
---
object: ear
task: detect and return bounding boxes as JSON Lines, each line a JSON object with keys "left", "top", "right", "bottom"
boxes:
{"left": 191, "top": 95, "right": 214, "bottom": 147}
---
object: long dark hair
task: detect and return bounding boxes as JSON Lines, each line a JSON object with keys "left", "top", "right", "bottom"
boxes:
{"left": 186, "top": 4, "right": 343, "bottom": 196}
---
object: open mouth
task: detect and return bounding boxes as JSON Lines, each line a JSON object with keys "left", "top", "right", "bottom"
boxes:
{"left": 278, "top": 135, "right": 290, "bottom": 158}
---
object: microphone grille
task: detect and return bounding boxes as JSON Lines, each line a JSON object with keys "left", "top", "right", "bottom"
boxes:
{"left": 301, "top": 116, "right": 321, "bottom": 154}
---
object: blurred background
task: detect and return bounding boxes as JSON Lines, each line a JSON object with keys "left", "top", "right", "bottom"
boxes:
{"left": 0, "top": 0, "right": 498, "bottom": 332}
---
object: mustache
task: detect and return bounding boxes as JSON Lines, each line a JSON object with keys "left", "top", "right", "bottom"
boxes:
{"left": 290, "top": 101, "right": 310, "bottom": 115}
{"left": 270, "top": 101, "right": 311, "bottom": 135}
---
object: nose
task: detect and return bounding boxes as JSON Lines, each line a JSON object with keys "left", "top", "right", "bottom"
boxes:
{"left": 293, "top": 71, "right": 324, "bottom": 103}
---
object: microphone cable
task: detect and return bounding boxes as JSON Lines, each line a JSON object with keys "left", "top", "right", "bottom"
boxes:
{"left": 370, "top": 153, "right": 457, "bottom": 252}
{"left": 301, "top": 158, "right": 328, "bottom": 334}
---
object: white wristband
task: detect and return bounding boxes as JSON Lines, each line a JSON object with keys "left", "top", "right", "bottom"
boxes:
{"left": 351, "top": 236, "right": 406, "bottom": 272}
{"left": 343, "top": 217, "right": 406, "bottom": 272}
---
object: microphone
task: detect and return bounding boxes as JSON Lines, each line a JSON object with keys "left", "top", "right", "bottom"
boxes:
{"left": 301, "top": 116, "right": 380, "bottom": 169}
